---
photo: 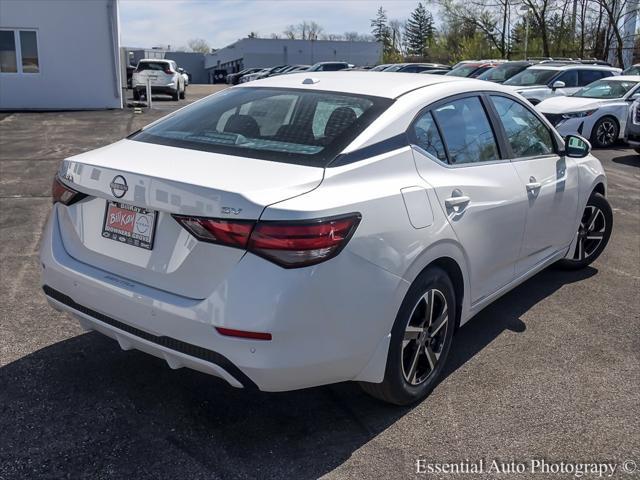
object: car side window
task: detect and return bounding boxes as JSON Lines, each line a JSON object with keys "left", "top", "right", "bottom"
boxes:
{"left": 556, "top": 70, "right": 578, "bottom": 87}
{"left": 431, "top": 97, "right": 500, "bottom": 165}
{"left": 579, "top": 70, "right": 603, "bottom": 86}
{"left": 411, "top": 111, "right": 447, "bottom": 162}
{"left": 491, "top": 96, "right": 555, "bottom": 158}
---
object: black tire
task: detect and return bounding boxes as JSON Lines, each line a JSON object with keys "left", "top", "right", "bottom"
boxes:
{"left": 359, "top": 266, "right": 456, "bottom": 405}
{"left": 132, "top": 89, "right": 140, "bottom": 101}
{"left": 635, "top": 148, "right": 640, "bottom": 154}
{"left": 180, "top": 86, "right": 186, "bottom": 100}
{"left": 591, "top": 116, "right": 619, "bottom": 148}
{"left": 557, "top": 192, "right": 612, "bottom": 270}
{"left": 172, "top": 88, "right": 180, "bottom": 101}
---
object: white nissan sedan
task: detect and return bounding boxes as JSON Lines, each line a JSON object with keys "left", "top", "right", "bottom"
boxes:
{"left": 41, "top": 72, "right": 612, "bottom": 405}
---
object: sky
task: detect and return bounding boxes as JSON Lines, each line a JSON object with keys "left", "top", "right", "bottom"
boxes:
{"left": 119, "top": 0, "right": 431, "bottom": 50}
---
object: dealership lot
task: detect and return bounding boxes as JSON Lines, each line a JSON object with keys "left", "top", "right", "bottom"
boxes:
{"left": 1, "top": 85, "right": 638, "bottom": 479}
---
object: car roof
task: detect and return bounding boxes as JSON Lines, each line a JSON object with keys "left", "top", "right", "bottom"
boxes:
{"left": 527, "top": 63, "right": 620, "bottom": 71}
{"left": 607, "top": 75, "right": 640, "bottom": 81}
{"left": 139, "top": 59, "right": 170, "bottom": 63}
{"left": 237, "top": 71, "right": 469, "bottom": 99}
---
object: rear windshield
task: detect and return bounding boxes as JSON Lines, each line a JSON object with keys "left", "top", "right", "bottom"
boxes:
{"left": 136, "top": 61, "right": 170, "bottom": 72}
{"left": 446, "top": 65, "right": 478, "bottom": 77}
{"left": 478, "top": 64, "right": 527, "bottom": 82}
{"left": 504, "top": 68, "right": 557, "bottom": 86}
{"left": 131, "top": 87, "right": 393, "bottom": 166}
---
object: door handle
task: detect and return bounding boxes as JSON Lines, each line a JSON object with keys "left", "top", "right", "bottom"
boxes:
{"left": 445, "top": 193, "right": 471, "bottom": 212}
{"left": 526, "top": 176, "right": 541, "bottom": 192}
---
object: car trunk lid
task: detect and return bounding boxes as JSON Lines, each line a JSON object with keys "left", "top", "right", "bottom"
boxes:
{"left": 56, "top": 139, "right": 324, "bottom": 299}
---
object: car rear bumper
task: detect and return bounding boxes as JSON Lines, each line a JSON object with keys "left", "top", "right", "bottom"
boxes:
{"left": 133, "top": 85, "right": 177, "bottom": 95}
{"left": 40, "top": 205, "right": 405, "bottom": 392}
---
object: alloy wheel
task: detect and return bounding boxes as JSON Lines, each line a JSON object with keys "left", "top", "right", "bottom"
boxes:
{"left": 595, "top": 120, "right": 617, "bottom": 146}
{"left": 573, "top": 205, "right": 606, "bottom": 261}
{"left": 401, "top": 288, "right": 449, "bottom": 386}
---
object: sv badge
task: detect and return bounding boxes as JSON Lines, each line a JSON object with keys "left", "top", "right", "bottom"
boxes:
{"left": 221, "top": 206, "right": 242, "bottom": 215}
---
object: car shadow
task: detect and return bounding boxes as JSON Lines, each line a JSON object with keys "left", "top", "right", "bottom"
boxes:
{"left": 612, "top": 154, "right": 639, "bottom": 167}
{"left": 0, "top": 266, "right": 596, "bottom": 479}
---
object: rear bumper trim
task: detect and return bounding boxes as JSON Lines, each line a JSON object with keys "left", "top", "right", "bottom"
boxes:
{"left": 42, "top": 285, "right": 258, "bottom": 390}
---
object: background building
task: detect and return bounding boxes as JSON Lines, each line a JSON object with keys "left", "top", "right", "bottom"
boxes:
{"left": 205, "top": 38, "right": 382, "bottom": 76}
{"left": 0, "top": 0, "right": 122, "bottom": 110}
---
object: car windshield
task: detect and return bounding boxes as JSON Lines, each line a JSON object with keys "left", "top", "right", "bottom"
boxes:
{"left": 504, "top": 68, "right": 557, "bottom": 86}
{"left": 136, "top": 62, "right": 169, "bottom": 72}
{"left": 445, "top": 65, "right": 478, "bottom": 77}
{"left": 478, "top": 64, "right": 527, "bottom": 82}
{"left": 131, "top": 87, "right": 392, "bottom": 166}
{"left": 572, "top": 79, "right": 639, "bottom": 98}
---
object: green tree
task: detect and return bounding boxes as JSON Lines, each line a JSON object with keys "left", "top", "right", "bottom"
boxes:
{"left": 404, "top": 2, "right": 435, "bottom": 58}
{"left": 371, "top": 6, "right": 393, "bottom": 53}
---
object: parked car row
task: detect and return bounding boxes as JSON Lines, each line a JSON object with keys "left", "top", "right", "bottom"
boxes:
{"left": 222, "top": 57, "right": 638, "bottom": 150}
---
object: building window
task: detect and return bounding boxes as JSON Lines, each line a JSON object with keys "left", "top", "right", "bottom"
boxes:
{"left": 0, "top": 29, "right": 39, "bottom": 74}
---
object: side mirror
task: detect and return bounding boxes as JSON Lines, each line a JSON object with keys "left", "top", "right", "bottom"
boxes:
{"left": 564, "top": 135, "right": 591, "bottom": 158}
{"left": 551, "top": 80, "right": 566, "bottom": 90}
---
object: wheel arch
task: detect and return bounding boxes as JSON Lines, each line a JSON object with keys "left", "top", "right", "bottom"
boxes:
{"left": 403, "top": 240, "right": 470, "bottom": 329}
{"left": 591, "top": 114, "right": 620, "bottom": 145}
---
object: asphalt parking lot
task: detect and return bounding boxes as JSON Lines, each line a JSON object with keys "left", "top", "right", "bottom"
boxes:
{"left": 1, "top": 84, "right": 638, "bottom": 480}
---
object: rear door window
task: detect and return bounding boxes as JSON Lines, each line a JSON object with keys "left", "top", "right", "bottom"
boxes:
{"left": 579, "top": 69, "right": 605, "bottom": 86}
{"left": 431, "top": 97, "right": 500, "bottom": 165}
{"left": 132, "top": 87, "right": 392, "bottom": 166}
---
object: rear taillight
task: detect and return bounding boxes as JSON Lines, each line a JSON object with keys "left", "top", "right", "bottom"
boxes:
{"left": 172, "top": 213, "right": 361, "bottom": 268}
{"left": 249, "top": 215, "right": 361, "bottom": 268}
{"left": 52, "top": 175, "right": 87, "bottom": 205}
{"left": 164, "top": 68, "right": 172, "bottom": 74}
{"left": 172, "top": 216, "right": 254, "bottom": 249}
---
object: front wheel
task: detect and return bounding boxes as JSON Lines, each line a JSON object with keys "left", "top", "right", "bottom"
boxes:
{"left": 557, "top": 192, "right": 613, "bottom": 270}
{"left": 359, "top": 266, "right": 456, "bottom": 405}
{"left": 591, "top": 116, "right": 619, "bottom": 148}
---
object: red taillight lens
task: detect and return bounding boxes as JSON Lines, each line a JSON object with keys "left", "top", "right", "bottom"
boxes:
{"left": 164, "top": 68, "right": 172, "bottom": 74}
{"left": 172, "top": 216, "right": 254, "bottom": 249}
{"left": 52, "top": 175, "right": 87, "bottom": 205}
{"left": 172, "top": 213, "right": 361, "bottom": 268}
{"left": 248, "top": 214, "right": 361, "bottom": 268}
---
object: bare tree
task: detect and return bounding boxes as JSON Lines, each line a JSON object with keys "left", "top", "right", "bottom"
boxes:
{"left": 187, "top": 38, "right": 211, "bottom": 54}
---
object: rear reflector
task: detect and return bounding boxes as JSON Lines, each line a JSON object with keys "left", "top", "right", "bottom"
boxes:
{"left": 215, "top": 327, "right": 272, "bottom": 341}
{"left": 52, "top": 175, "right": 87, "bottom": 206}
{"left": 172, "top": 213, "right": 361, "bottom": 268}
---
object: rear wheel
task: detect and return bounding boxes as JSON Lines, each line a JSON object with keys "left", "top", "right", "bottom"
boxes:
{"left": 172, "top": 87, "right": 180, "bottom": 101}
{"left": 180, "top": 85, "right": 186, "bottom": 99}
{"left": 132, "top": 89, "right": 140, "bottom": 101}
{"left": 591, "top": 116, "right": 619, "bottom": 148}
{"left": 557, "top": 192, "right": 612, "bottom": 270}
{"left": 360, "top": 266, "right": 456, "bottom": 405}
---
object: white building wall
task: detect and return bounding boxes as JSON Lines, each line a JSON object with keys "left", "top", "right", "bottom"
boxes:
{"left": 0, "top": 0, "right": 122, "bottom": 110}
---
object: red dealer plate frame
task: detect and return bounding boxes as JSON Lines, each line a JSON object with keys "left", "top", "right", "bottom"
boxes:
{"left": 102, "top": 200, "right": 158, "bottom": 250}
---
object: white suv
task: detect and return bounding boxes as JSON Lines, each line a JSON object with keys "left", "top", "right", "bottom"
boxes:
{"left": 505, "top": 63, "right": 621, "bottom": 105}
{"left": 132, "top": 59, "right": 186, "bottom": 101}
